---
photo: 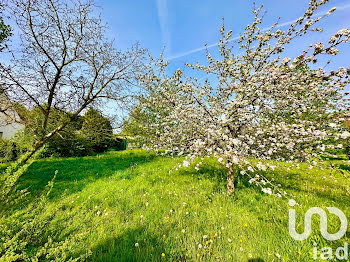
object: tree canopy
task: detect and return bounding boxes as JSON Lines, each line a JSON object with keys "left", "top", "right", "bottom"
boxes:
{"left": 0, "top": 0, "right": 145, "bottom": 163}
{"left": 138, "top": 1, "right": 350, "bottom": 195}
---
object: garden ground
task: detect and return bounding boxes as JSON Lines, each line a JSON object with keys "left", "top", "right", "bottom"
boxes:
{"left": 1, "top": 150, "right": 350, "bottom": 261}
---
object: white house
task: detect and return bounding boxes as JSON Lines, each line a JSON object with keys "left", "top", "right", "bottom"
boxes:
{"left": 0, "top": 89, "right": 24, "bottom": 139}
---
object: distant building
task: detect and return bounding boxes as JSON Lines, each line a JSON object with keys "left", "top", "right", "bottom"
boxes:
{"left": 0, "top": 88, "right": 24, "bottom": 139}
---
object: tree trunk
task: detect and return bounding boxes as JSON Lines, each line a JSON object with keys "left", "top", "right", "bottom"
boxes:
{"left": 19, "top": 122, "right": 68, "bottom": 166}
{"left": 227, "top": 165, "right": 235, "bottom": 195}
{"left": 19, "top": 139, "right": 46, "bottom": 165}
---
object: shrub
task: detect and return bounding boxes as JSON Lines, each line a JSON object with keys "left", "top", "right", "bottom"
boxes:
{"left": 8, "top": 107, "right": 118, "bottom": 158}
{"left": 20, "top": 107, "right": 94, "bottom": 158}
{"left": 0, "top": 139, "right": 16, "bottom": 162}
{"left": 42, "top": 132, "right": 93, "bottom": 158}
{"left": 111, "top": 136, "right": 127, "bottom": 151}
{"left": 80, "top": 108, "right": 113, "bottom": 153}
{"left": 11, "top": 130, "right": 35, "bottom": 156}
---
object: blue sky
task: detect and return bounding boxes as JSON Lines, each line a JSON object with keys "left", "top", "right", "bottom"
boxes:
{"left": 94, "top": 0, "right": 350, "bottom": 121}
{"left": 97, "top": 0, "right": 350, "bottom": 71}
{"left": 1, "top": 0, "right": 349, "bottom": 121}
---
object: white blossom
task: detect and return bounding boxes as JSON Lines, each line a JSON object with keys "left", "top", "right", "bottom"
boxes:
{"left": 183, "top": 160, "right": 190, "bottom": 167}
{"left": 340, "top": 131, "right": 350, "bottom": 139}
{"left": 136, "top": 1, "right": 349, "bottom": 195}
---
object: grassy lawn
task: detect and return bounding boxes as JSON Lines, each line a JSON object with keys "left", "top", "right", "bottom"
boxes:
{"left": 3, "top": 149, "right": 350, "bottom": 261}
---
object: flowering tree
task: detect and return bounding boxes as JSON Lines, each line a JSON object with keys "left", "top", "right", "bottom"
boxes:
{"left": 138, "top": 0, "right": 350, "bottom": 195}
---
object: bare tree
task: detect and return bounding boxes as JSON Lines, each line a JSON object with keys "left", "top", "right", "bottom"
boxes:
{"left": 0, "top": 0, "right": 145, "bottom": 162}
{"left": 0, "top": 87, "right": 22, "bottom": 126}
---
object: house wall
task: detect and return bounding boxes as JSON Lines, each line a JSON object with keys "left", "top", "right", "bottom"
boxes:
{"left": 0, "top": 113, "right": 24, "bottom": 139}
{"left": 0, "top": 89, "right": 25, "bottom": 139}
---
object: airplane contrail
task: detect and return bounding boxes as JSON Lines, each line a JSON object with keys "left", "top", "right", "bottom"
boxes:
{"left": 166, "top": 3, "right": 350, "bottom": 61}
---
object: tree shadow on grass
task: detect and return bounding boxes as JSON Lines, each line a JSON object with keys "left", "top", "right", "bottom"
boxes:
{"left": 263, "top": 170, "right": 350, "bottom": 203}
{"left": 175, "top": 159, "right": 350, "bottom": 206}
{"left": 338, "top": 163, "right": 350, "bottom": 172}
{"left": 16, "top": 151, "right": 157, "bottom": 201}
{"left": 87, "top": 227, "right": 167, "bottom": 262}
{"left": 176, "top": 161, "right": 228, "bottom": 191}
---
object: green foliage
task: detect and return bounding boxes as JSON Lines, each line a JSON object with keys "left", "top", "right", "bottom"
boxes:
{"left": 20, "top": 107, "right": 93, "bottom": 158}
{"left": 0, "top": 4, "right": 11, "bottom": 50}
{"left": 7, "top": 106, "right": 118, "bottom": 159}
{"left": 122, "top": 104, "right": 159, "bottom": 147}
{"left": 345, "top": 141, "right": 350, "bottom": 159}
{"left": 11, "top": 129, "right": 35, "bottom": 155}
{"left": 0, "top": 169, "right": 90, "bottom": 261}
{"left": 111, "top": 136, "right": 127, "bottom": 151}
{"left": 0, "top": 138, "right": 15, "bottom": 162}
{"left": 81, "top": 108, "right": 113, "bottom": 153}
{"left": 24, "top": 106, "right": 75, "bottom": 138}
{"left": 0, "top": 150, "right": 42, "bottom": 207}
{"left": 1, "top": 150, "right": 349, "bottom": 261}
{"left": 43, "top": 134, "right": 93, "bottom": 158}
{"left": 41, "top": 121, "right": 93, "bottom": 158}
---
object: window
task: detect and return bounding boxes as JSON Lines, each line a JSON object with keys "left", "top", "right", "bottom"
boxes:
{"left": 0, "top": 132, "right": 3, "bottom": 139}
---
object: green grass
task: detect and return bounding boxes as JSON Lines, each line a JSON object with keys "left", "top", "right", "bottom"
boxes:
{"left": 3, "top": 149, "right": 350, "bottom": 261}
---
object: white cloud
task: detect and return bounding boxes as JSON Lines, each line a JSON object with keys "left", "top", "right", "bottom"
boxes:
{"left": 167, "top": 3, "right": 350, "bottom": 61}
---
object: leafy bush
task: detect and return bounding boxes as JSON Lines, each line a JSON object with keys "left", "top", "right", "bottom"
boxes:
{"left": 121, "top": 104, "right": 158, "bottom": 148}
{"left": 17, "top": 107, "right": 95, "bottom": 158}
{"left": 11, "top": 130, "right": 35, "bottom": 156}
{"left": 80, "top": 108, "right": 113, "bottom": 153}
{"left": 6, "top": 107, "right": 120, "bottom": 159}
{"left": 111, "top": 136, "right": 127, "bottom": 151}
{"left": 41, "top": 132, "right": 93, "bottom": 158}
{"left": 0, "top": 139, "right": 16, "bottom": 162}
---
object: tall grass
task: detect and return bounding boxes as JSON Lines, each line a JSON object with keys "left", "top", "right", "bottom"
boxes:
{"left": 1, "top": 149, "right": 349, "bottom": 261}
